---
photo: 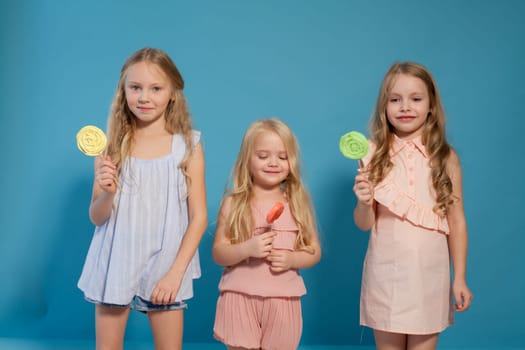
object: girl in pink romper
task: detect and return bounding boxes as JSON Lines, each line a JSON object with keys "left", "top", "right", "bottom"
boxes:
{"left": 213, "top": 118, "right": 321, "bottom": 350}
{"left": 353, "top": 62, "right": 473, "bottom": 349}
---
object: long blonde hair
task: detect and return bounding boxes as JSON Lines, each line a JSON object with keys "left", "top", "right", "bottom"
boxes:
{"left": 368, "top": 62, "right": 454, "bottom": 216}
{"left": 106, "top": 47, "right": 194, "bottom": 180}
{"left": 224, "top": 118, "right": 317, "bottom": 252}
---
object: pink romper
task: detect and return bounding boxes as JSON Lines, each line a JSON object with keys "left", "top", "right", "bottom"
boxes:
{"left": 360, "top": 135, "right": 454, "bottom": 334}
{"left": 214, "top": 202, "right": 305, "bottom": 349}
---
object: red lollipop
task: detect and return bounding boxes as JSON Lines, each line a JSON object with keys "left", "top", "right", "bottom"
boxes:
{"left": 266, "top": 202, "right": 285, "bottom": 224}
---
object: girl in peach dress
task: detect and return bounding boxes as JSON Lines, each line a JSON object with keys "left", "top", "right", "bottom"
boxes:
{"left": 353, "top": 62, "right": 473, "bottom": 350}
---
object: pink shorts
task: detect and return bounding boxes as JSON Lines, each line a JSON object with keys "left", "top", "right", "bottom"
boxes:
{"left": 214, "top": 291, "right": 302, "bottom": 350}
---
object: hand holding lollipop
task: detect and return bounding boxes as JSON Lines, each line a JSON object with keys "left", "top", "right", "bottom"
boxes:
{"left": 246, "top": 202, "right": 284, "bottom": 260}
{"left": 77, "top": 125, "right": 117, "bottom": 191}
{"left": 76, "top": 125, "right": 107, "bottom": 156}
{"left": 339, "top": 131, "right": 368, "bottom": 168}
{"left": 341, "top": 131, "right": 374, "bottom": 206}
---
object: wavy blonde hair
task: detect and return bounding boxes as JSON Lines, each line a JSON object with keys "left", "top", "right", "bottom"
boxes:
{"left": 223, "top": 118, "right": 317, "bottom": 252}
{"left": 105, "top": 47, "right": 194, "bottom": 181}
{"left": 367, "top": 62, "right": 454, "bottom": 216}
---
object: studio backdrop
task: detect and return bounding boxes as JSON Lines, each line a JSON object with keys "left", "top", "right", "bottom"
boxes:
{"left": 1, "top": 0, "right": 524, "bottom": 347}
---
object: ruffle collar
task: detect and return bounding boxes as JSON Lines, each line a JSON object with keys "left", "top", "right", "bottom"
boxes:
{"left": 374, "top": 176, "right": 450, "bottom": 234}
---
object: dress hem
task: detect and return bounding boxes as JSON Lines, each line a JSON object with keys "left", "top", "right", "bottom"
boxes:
{"left": 360, "top": 320, "right": 453, "bottom": 335}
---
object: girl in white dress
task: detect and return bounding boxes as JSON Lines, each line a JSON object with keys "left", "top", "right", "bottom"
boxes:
{"left": 78, "top": 47, "right": 207, "bottom": 350}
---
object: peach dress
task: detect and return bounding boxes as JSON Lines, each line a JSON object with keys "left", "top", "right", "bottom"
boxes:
{"left": 360, "top": 135, "right": 453, "bottom": 334}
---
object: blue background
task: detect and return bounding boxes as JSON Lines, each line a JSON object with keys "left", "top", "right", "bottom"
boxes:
{"left": 1, "top": 0, "right": 524, "bottom": 347}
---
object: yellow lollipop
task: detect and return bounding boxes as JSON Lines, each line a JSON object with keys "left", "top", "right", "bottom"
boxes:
{"left": 76, "top": 125, "right": 107, "bottom": 156}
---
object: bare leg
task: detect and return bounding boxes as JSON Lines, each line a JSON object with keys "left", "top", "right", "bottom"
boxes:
{"left": 95, "top": 304, "right": 130, "bottom": 350}
{"left": 148, "top": 309, "right": 184, "bottom": 350}
{"left": 374, "top": 329, "right": 407, "bottom": 350}
{"left": 407, "top": 333, "right": 439, "bottom": 350}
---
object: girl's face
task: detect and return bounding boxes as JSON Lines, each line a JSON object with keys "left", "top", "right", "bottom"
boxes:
{"left": 124, "top": 61, "right": 174, "bottom": 127}
{"left": 386, "top": 73, "right": 430, "bottom": 140}
{"left": 249, "top": 131, "right": 290, "bottom": 190}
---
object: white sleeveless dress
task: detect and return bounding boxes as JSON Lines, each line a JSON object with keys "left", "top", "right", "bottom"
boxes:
{"left": 78, "top": 131, "right": 201, "bottom": 305}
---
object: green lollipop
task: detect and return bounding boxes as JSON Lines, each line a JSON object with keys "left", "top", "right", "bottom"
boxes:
{"left": 339, "top": 131, "right": 368, "bottom": 160}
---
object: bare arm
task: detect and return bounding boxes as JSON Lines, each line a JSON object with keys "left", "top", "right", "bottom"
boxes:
{"left": 89, "top": 155, "right": 118, "bottom": 226}
{"left": 291, "top": 234, "right": 321, "bottom": 269}
{"left": 212, "top": 197, "right": 276, "bottom": 267}
{"left": 267, "top": 230, "right": 321, "bottom": 272}
{"left": 446, "top": 150, "right": 473, "bottom": 312}
{"left": 167, "top": 143, "right": 208, "bottom": 275}
{"left": 151, "top": 143, "right": 208, "bottom": 304}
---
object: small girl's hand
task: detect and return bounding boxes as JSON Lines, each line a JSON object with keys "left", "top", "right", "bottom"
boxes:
{"left": 95, "top": 155, "right": 117, "bottom": 193}
{"left": 267, "top": 249, "right": 294, "bottom": 273}
{"left": 353, "top": 171, "right": 374, "bottom": 206}
{"left": 245, "top": 231, "right": 276, "bottom": 258}
{"left": 453, "top": 279, "right": 473, "bottom": 312}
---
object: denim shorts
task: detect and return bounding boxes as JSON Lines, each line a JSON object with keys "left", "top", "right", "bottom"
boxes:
{"left": 86, "top": 296, "right": 187, "bottom": 313}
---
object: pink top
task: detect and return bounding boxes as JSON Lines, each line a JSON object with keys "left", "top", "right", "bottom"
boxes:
{"left": 218, "top": 202, "right": 306, "bottom": 297}
{"left": 360, "top": 135, "right": 453, "bottom": 334}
